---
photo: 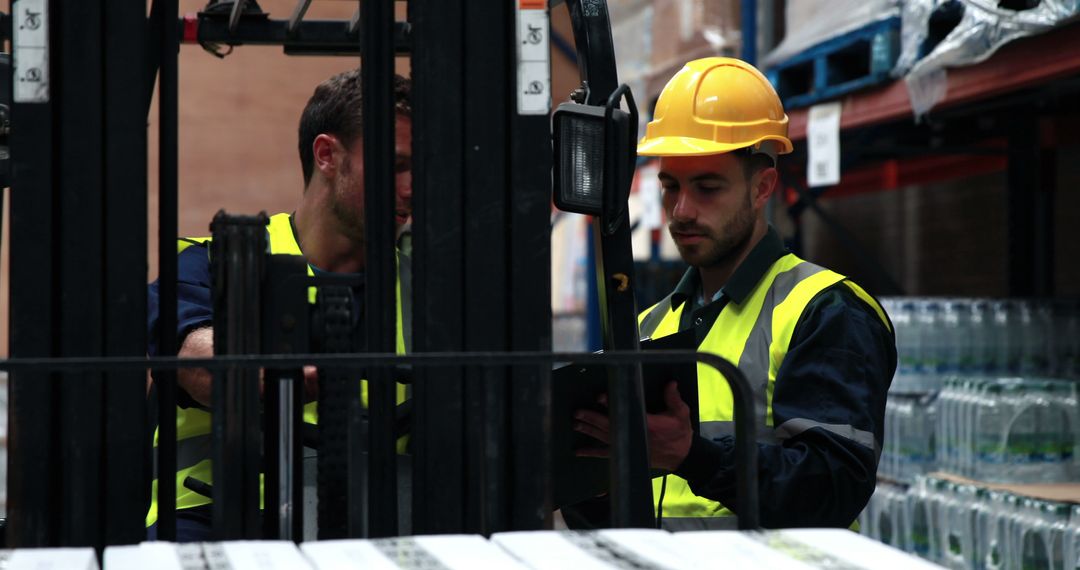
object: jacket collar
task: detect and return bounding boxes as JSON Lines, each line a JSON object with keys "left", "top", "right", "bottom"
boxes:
{"left": 670, "top": 225, "right": 788, "bottom": 310}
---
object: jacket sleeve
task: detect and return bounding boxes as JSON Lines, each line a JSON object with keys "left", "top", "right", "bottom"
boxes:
{"left": 147, "top": 243, "right": 214, "bottom": 357}
{"left": 672, "top": 285, "right": 896, "bottom": 528}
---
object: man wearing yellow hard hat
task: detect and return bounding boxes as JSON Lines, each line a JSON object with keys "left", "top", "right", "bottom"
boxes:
{"left": 574, "top": 58, "right": 897, "bottom": 529}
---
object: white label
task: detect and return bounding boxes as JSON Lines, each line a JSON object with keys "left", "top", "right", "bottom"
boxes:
{"left": 806, "top": 101, "right": 842, "bottom": 187}
{"left": 517, "top": 61, "right": 550, "bottom": 115}
{"left": 516, "top": 6, "right": 550, "bottom": 116}
{"left": 14, "top": 0, "right": 49, "bottom": 103}
{"left": 517, "top": 9, "right": 549, "bottom": 63}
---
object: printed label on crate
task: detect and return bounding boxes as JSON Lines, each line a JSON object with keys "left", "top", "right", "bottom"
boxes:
{"left": 14, "top": 0, "right": 49, "bottom": 103}
{"left": 807, "top": 101, "right": 842, "bottom": 187}
{"left": 516, "top": 7, "right": 550, "bottom": 115}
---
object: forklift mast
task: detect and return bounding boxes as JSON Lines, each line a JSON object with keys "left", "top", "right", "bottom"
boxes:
{"left": 2, "top": 0, "right": 760, "bottom": 549}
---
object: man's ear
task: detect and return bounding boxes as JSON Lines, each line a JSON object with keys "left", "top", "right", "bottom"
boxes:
{"left": 312, "top": 134, "right": 342, "bottom": 179}
{"left": 753, "top": 167, "right": 778, "bottom": 210}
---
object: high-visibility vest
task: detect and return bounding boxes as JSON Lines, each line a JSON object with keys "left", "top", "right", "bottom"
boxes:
{"left": 637, "top": 253, "right": 890, "bottom": 529}
{"left": 147, "top": 212, "right": 409, "bottom": 527}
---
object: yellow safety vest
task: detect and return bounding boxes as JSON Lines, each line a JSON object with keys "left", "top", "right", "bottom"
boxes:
{"left": 637, "top": 253, "right": 889, "bottom": 528}
{"left": 147, "top": 212, "right": 409, "bottom": 527}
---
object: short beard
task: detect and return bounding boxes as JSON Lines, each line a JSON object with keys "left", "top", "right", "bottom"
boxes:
{"left": 330, "top": 160, "right": 365, "bottom": 243}
{"left": 672, "top": 195, "right": 756, "bottom": 269}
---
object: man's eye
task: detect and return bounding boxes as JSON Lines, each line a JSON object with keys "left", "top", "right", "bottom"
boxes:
{"left": 697, "top": 185, "right": 723, "bottom": 193}
{"left": 661, "top": 184, "right": 678, "bottom": 193}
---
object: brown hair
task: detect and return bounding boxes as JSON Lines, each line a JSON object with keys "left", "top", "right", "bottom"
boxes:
{"left": 298, "top": 70, "right": 411, "bottom": 186}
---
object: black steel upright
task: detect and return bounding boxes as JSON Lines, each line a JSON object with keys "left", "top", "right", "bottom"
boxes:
{"left": 409, "top": 0, "right": 468, "bottom": 534}
{"left": 155, "top": 0, "right": 181, "bottom": 543}
{"left": 103, "top": 0, "right": 151, "bottom": 545}
{"left": 8, "top": 0, "right": 151, "bottom": 548}
{"left": 210, "top": 213, "right": 268, "bottom": 540}
{"left": 410, "top": 0, "right": 553, "bottom": 535}
{"left": 56, "top": 0, "right": 107, "bottom": 546}
{"left": 8, "top": 0, "right": 59, "bottom": 548}
{"left": 361, "top": 0, "right": 399, "bottom": 539}
{"left": 462, "top": 0, "right": 510, "bottom": 533}
{"left": 564, "top": 0, "right": 655, "bottom": 528}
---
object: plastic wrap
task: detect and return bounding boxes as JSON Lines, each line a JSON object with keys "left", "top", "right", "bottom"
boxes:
{"left": 763, "top": 0, "right": 902, "bottom": 69}
{"left": 904, "top": 0, "right": 1080, "bottom": 116}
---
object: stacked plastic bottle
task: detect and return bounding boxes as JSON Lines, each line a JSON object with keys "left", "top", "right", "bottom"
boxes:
{"left": 936, "top": 377, "right": 1078, "bottom": 484}
{"left": 861, "top": 476, "right": 1079, "bottom": 570}
{"left": 883, "top": 298, "right": 1080, "bottom": 393}
{"left": 877, "top": 298, "right": 1080, "bottom": 484}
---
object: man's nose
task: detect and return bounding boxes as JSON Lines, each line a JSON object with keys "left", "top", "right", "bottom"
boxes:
{"left": 669, "top": 192, "right": 694, "bottom": 222}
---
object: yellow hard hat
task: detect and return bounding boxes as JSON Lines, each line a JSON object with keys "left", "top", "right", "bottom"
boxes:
{"left": 637, "top": 57, "right": 793, "bottom": 157}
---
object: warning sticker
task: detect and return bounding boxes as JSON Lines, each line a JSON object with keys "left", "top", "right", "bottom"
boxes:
{"left": 520, "top": 0, "right": 546, "bottom": 9}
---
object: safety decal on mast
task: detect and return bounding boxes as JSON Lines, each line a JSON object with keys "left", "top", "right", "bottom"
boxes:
{"left": 516, "top": 0, "right": 550, "bottom": 115}
{"left": 14, "top": 0, "right": 49, "bottom": 103}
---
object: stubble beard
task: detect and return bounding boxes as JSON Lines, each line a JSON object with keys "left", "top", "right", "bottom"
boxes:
{"left": 672, "top": 197, "right": 756, "bottom": 269}
{"left": 330, "top": 160, "right": 366, "bottom": 245}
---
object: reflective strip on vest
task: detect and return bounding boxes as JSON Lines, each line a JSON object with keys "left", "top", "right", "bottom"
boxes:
{"left": 638, "top": 254, "right": 889, "bottom": 521}
{"left": 148, "top": 212, "right": 409, "bottom": 527}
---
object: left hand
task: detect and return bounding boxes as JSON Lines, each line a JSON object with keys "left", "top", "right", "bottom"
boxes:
{"left": 574, "top": 381, "right": 694, "bottom": 472}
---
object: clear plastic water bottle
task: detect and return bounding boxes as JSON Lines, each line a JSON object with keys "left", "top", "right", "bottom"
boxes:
{"left": 970, "top": 300, "right": 994, "bottom": 376}
{"left": 974, "top": 382, "right": 1006, "bottom": 482}
{"left": 1018, "top": 302, "right": 1052, "bottom": 376}
{"left": 977, "top": 489, "right": 1010, "bottom": 570}
{"left": 889, "top": 299, "right": 917, "bottom": 392}
{"left": 1066, "top": 504, "right": 1080, "bottom": 570}
{"left": 1003, "top": 381, "right": 1039, "bottom": 483}
{"left": 915, "top": 392, "right": 938, "bottom": 477}
{"left": 937, "top": 378, "right": 956, "bottom": 474}
{"left": 958, "top": 378, "right": 980, "bottom": 478}
{"left": 1018, "top": 499, "right": 1052, "bottom": 570}
{"left": 919, "top": 301, "right": 945, "bottom": 389}
{"left": 991, "top": 301, "right": 1016, "bottom": 375}
{"left": 908, "top": 479, "right": 937, "bottom": 560}
{"left": 882, "top": 398, "right": 897, "bottom": 481}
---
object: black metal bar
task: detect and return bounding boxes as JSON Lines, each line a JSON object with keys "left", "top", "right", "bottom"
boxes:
{"left": 563, "top": 0, "right": 618, "bottom": 105}
{"left": 0, "top": 350, "right": 762, "bottom": 530}
{"left": 592, "top": 218, "right": 654, "bottom": 528}
{"left": 316, "top": 285, "right": 360, "bottom": 539}
{"left": 155, "top": 0, "right": 179, "bottom": 543}
{"left": 462, "top": 0, "right": 511, "bottom": 535}
{"left": 210, "top": 213, "right": 267, "bottom": 540}
{"left": 57, "top": 0, "right": 106, "bottom": 547}
{"left": 103, "top": 0, "right": 150, "bottom": 546}
{"left": 695, "top": 354, "right": 759, "bottom": 530}
{"left": 0, "top": 350, "right": 750, "bottom": 371}
{"left": 409, "top": 0, "right": 467, "bottom": 536}
{"left": 362, "top": 0, "right": 398, "bottom": 539}
{"left": 261, "top": 256, "right": 310, "bottom": 541}
{"left": 8, "top": 0, "right": 59, "bottom": 546}
{"left": 563, "top": 0, "right": 653, "bottom": 528}
{"left": 508, "top": 18, "right": 555, "bottom": 530}
{"left": 189, "top": 18, "right": 411, "bottom": 55}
